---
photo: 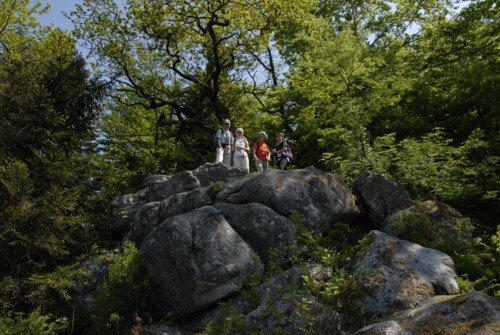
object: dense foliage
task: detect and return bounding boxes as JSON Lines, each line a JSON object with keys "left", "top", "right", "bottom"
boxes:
{"left": 0, "top": 0, "right": 101, "bottom": 317}
{"left": 0, "top": 0, "right": 498, "bottom": 333}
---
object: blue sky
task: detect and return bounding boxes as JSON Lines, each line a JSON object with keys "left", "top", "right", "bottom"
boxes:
{"left": 37, "top": 1, "right": 88, "bottom": 56}
{"left": 37, "top": 0, "right": 80, "bottom": 31}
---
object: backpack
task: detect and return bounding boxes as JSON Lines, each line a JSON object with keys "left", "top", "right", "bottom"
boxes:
{"left": 286, "top": 146, "right": 293, "bottom": 161}
{"left": 283, "top": 138, "right": 293, "bottom": 161}
{"left": 211, "top": 129, "right": 222, "bottom": 150}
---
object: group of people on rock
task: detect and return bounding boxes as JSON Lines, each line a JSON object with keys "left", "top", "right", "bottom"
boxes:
{"left": 214, "top": 119, "right": 290, "bottom": 173}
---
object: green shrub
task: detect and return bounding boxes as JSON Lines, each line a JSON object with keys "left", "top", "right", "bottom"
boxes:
{"left": 492, "top": 226, "right": 500, "bottom": 253}
{"left": 0, "top": 312, "right": 67, "bottom": 335}
{"left": 300, "top": 246, "right": 368, "bottom": 334}
{"left": 461, "top": 228, "right": 500, "bottom": 296}
{"left": 454, "top": 255, "right": 486, "bottom": 280}
{"left": 208, "top": 181, "right": 225, "bottom": 197}
{"left": 392, "top": 209, "right": 474, "bottom": 257}
{"left": 204, "top": 308, "right": 257, "bottom": 335}
{"left": 456, "top": 275, "right": 477, "bottom": 294}
{"left": 90, "top": 242, "right": 150, "bottom": 334}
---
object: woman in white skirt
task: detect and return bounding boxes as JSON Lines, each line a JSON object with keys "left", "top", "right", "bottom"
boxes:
{"left": 232, "top": 128, "right": 250, "bottom": 173}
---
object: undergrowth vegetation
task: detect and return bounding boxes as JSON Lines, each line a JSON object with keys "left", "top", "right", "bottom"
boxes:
{"left": 0, "top": 312, "right": 67, "bottom": 335}
{"left": 90, "top": 242, "right": 150, "bottom": 335}
{"left": 204, "top": 213, "right": 371, "bottom": 335}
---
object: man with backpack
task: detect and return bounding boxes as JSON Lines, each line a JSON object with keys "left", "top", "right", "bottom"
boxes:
{"left": 214, "top": 119, "right": 234, "bottom": 167}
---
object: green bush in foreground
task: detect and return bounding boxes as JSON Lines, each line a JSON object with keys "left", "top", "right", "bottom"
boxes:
{"left": 90, "top": 242, "right": 150, "bottom": 335}
{"left": 0, "top": 312, "right": 66, "bottom": 335}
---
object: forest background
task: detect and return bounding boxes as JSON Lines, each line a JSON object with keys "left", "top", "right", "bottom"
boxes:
{"left": 0, "top": 0, "right": 498, "bottom": 333}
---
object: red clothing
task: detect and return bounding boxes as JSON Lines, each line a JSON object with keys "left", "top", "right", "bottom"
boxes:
{"left": 253, "top": 142, "right": 270, "bottom": 161}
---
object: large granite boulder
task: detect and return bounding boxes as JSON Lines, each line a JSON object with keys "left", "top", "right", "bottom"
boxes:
{"left": 130, "top": 188, "right": 213, "bottom": 244}
{"left": 355, "top": 230, "right": 458, "bottom": 318}
{"left": 110, "top": 191, "right": 148, "bottom": 233}
{"left": 355, "top": 291, "right": 500, "bottom": 334}
{"left": 353, "top": 171, "right": 413, "bottom": 228}
{"left": 140, "top": 206, "right": 264, "bottom": 315}
{"left": 145, "top": 163, "right": 250, "bottom": 202}
{"left": 213, "top": 202, "right": 296, "bottom": 265}
{"left": 112, "top": 163, "right": 247, "bottom": 235}
{"left": 216, "top": 167, "right": 358, "bottom": 233}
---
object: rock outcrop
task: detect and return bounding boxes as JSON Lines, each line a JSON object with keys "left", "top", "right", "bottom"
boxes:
{"left": 114, "top": 163, "right": 358, "bottom": 317}
{"left": 216, "top": 167, "right": 359, "bottom": 233}
{"left": 382, "top": 199, "right": 472, "bottom": 239}
{"left": 97, "top": 164, "right": 500, "bottom": 334}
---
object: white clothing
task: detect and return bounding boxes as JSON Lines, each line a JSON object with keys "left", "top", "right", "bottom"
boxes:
{"left": 215, "top": 129, "right": 233, "bottom": 167}
{"left": 233, "top": 137, "right": 249, "bottom": 173}
{"left": 233, "top": 155, "right": 249, "bottom": 173}
{"left": 216, "top": 147, "right": 232, "bottom": 166}
{"left": 233, "top": 138, "right": 248, "bottom": 158}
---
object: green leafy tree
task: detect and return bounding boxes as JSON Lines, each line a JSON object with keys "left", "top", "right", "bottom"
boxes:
{"left": 383, "top": 0, "right": 500, "bottom": 225}
{"left": 96, "top": 97, "right": 185, "bottom": 185}
{"left": 273, "top": 0, "right": 498, "bottom": 226}
{"left": 0, "top": 311, "right": 67, "bottom": 335}
{"left": 70, "top": 0, "right": 318, "bottom": 168}
{"left": 0, "top": 0, "right": 102, "bottom": 319}
{"left": 271, "top": 26, "right": 394, "bottom": 171}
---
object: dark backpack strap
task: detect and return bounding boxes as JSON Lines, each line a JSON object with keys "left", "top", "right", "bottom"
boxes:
{"left": 216, "top": 128, "right": 222, "bottom": 148}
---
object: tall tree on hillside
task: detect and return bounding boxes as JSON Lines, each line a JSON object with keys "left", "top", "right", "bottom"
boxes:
{"left": 0, "top": 0, "right": 101, "bottom": 314}
{"left": 265, "top": 0, "right": 458, "bottom": 168}
{"left": 273, "top": 0, "right": 498, "bottom": 227}
{"left": 70, "top": 0, "right": 317, "bottom": 168}
{"left": 391, "top": 0, "right": 500, "bottom": 223}
{"left": 272, "top": 26, "right": 391, "bottom": 171}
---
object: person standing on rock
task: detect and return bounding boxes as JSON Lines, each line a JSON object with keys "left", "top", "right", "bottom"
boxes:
{"left": 272, "top": 132, "right": 289, "bottom": 170}
{"left": 215, "top": 119, "right": 234, "bottom": 167}
{"left": 232, "top": 128, "right": 250, "bottom": 173}
{"left": 252, "top": 131, "right": 271, "bottom": 171}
